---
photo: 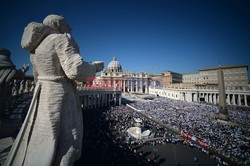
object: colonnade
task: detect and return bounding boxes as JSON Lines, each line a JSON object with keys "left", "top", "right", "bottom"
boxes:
{"left": 150, "top": 88, "right": 250, "bottom": 107}
{"left": 79, "top": 90, "right": 122, "bottom": 110}
{"left": 122, "top": 78, "right": 149, "bottom": 94}
{"left": 181, "top": 92, "right": 249, "bottom": 106}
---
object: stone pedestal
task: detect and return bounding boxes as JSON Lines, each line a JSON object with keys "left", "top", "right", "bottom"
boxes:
{"left": 218, "top": 106, "right": 229, "bottom": 121}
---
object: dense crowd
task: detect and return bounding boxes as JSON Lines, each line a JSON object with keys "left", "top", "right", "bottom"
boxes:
{"left": 77, "top": 106, "right": 163, "bottom": 165}
{"left": 78, "top": 105, "right": 220, "bottom": 165}
{"left": 227, "top": 105, "right": 250, "bottom": 126}
{"left": 129, "top": 97, "right": 250, "bottom": 164}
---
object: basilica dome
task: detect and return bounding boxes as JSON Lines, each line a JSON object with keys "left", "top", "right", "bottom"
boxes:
{"left": 107, "top": 57, "right": 122, "bottom": 72}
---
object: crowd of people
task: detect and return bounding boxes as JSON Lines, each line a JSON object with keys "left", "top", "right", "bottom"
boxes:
{"left": 77, "top": 106, "right": 163, "bottom": 165}
{"left": 227, "top": 105, "right": 250, "bottom": 126}
{"left": 74, "top": 92, "right": 250, "bottom": 165}
{"left": 129, "top": 97, "right": 250, "bottom": 165}
{"left": 77, "top": 103, "right": 226, "bottom": 165}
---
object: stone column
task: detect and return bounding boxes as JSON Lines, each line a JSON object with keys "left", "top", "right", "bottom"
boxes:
{"left": 139, "top": 79, "right": 141, "bottom": 93}
{"left": 193, "top": 93, "right": 196, "bottom": 102}
{"left": 107, "top": 93, "right": 110, "bottom": 107}
{"left": 128, "top": 79, "right": 131, "bottom": 92}
{"left": 92, "top": 94, "right": 94, "bottom": 109}
{"left": 238, "top": 94, "right": 242, "bottom": 106}
{"left": 113, "top": 80, "right": 115, "bottom": 90}
{"left": 130, "top": 79, "right": 133, "bottom": 92}
{"left": 79, "top": 96, "right": 83, "bottom": 110}
{"left": 99, "top": 94, "right": 102, "bottom": 107}
{"left": 110, "top": 93, "right": 112, "bottom": 107}
{"left": 123, "top": 80, "right": 126, "bottom": 92}
{"left": 114, "top": 93, "right": 117, "bottom": 106}
{"left": 127, "top": 80, "right": 129, "bottom": 92}
{"left": 89, "top": 95, "right": 92, "bottom": 109}
{"left": 212, "top": 94, "right": 214, "bottom": 104}
{"left": 140, "top": 79, "right": 143, "bottom": 93}
{"left": 205, "top": 93, "right": 208, "bottom": 103}
{"left": 83, "top": 95, "right": 86, "bottom": 110}
{"left": 213, "top": 94, "right": 215, "bottom": 104}
{"left": 91, "top": 94, "right": 95, "bottom": 109}
{"left": 103, "top": 93, "right": 108, "bottom": 107}
{"left": 217, "top": 94, "right": 219, "bottom": 104}
{"left": 95, "top": 94, "right": 99, "bottom": 108}
{"left": 104, "top": 94, "right": 107, "bottom": 107}
{"left": 145, "top": 79, "right": 149, "bottom": 94}
{"left": 81, "top": 95, "right": 84, "bottom": 110}
{"left": 133, "top": 79, "right": 135, "bottom": 92}
{"left": 244, "top": 95, "right": 248, "bottom": 106}
{"left": 232, "top": 94, "right": 236, "bottom": 105}
{"left": 99, "top": 94, "right": 102, "bottom": 108}
{"left": 138, "top": 79, "right": 141, "bottom": 93}
{"left": 86, "top": 95, "right": 89, "bottom": 110}
{"left": 97, "top": 94, "right": 100, "bottom": 108}
{"left": 209, "top": 93, "right": 212, "bottom": 103}
{"left": 94, "top": 94, "right": 97, "bottom": 109}
{"left": 101, "top": 93, "right": 104, "bottom": 107}
{"left": 226, "top": 94, "right": 230, "bottom": 105}
{"left": 213, "top": 93, "right": 217, "bottom": 105}
{"left": 118, "top": 94, "right": 121, "bottom": 105}
{"left": 107, "top": 94, "right": 110, "bottom": 107}
{"left": 135, "top": 80, "right": 138, "bottom": 92}
{"left": 186, "top": 93, "right": 191, "bottom": 102}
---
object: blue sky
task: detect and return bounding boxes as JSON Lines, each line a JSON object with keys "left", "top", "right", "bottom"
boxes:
{"left": 1, "top": 0, "right": 250, "bottom": 77}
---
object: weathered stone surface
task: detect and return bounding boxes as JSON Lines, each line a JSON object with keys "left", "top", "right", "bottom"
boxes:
{"left": 0, "top": 137, "right": 14, "bottom": 153}
{"left": 0, "top": 49, "right": 29, "bottom": 117}
{"left": 5, "top": 14, "right": 104, "bottom": 166}
{"left": 218, "top": 67, "right": 229, "bottom": 121}
{"left": 21, "top": 22, "right": 56, "bottom": 51}
{"left": 0, "top": 137, "right": 14, "bottom": 166}
{"left": 0, "top": 48, "right": 14, "bottom": 67}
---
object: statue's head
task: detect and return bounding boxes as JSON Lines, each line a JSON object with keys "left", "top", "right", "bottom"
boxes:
{"left": 0, "top": 48, "right": 11, "bottom": 57}
{"left": 43, "top": 14, "right": 72, "bottom": 34}
{"left": 0, "top": 48, "right": 15, "bottom": 67}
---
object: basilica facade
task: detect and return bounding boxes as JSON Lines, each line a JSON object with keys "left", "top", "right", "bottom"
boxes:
{"left": 100, "top": 57, "right": 150, "bottom": 93}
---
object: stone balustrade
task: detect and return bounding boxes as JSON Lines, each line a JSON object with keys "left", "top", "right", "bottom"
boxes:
{"left": 4, "top": 77, "right": 122, "bottom": 116}
{"left": 78, "top": 89, "right": 122, "bottom": 110}
{"left": 2, "top": 76, "right": 35, "bottom": 116}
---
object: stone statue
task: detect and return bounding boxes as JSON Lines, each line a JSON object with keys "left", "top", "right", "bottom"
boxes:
{"left": 29, "top": 80, "right": 35, "bottom": 92}
{"left": 18, "top": 80, "right": 25, "bottom": 94}
{"left": 11, "top": 80, "right": 18, "bottom": 96}
{"left": 24, "top": 80, "right": 30, "bottom": 93}
{"left": 5, "top": 14, "right": 104, "bottom": 166}
{"left": 0, "top": 48, "right": 29, "bottom": 116}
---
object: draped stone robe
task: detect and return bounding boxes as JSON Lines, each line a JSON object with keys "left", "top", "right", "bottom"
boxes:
{"left": 7, "top": 32, "right": 96, "bottom": 166}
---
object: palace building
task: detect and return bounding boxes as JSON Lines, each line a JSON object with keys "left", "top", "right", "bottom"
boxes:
{"left": 182, "top": 65, "right": 249, "bottom": 90}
